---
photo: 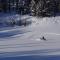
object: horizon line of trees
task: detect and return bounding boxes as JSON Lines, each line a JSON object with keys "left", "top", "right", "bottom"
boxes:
{"left": 30, "top": 0, "right": 60, "bottom": 17}
{"left": 0, "top": 0, "right": 31, "bottom": 14}
{"left": 0, "top": 0, "right": 60, "bottom": 17}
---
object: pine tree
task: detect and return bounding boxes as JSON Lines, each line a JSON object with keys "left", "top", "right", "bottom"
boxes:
{"left": 30, "top": 0, "right": 36, "bottom": 16}
{"left": 30, "top": 0, "right": 57, "bottom": 17}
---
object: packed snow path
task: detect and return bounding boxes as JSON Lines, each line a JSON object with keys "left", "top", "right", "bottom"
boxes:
{"left": 0, "top": 15, "right": 60, "bottom": 57}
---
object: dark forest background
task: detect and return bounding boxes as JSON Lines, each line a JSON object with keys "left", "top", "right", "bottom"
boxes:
{"left": 0, "top": 0, "right": 60, "bottom": 17}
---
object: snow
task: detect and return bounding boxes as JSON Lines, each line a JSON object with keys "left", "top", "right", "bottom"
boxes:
{"left": 0, "top": 14, "right": 60, "bottom": 58}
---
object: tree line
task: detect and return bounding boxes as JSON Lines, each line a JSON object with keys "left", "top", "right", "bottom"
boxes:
{"left": 0, "top": 0, "right": 60, "bottom": 16}
{"left": 30, "top": 0, "right": 60, "bottom": 17}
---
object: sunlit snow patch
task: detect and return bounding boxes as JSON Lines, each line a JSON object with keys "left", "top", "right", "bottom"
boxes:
{"left": 36, "top": 38, "right": 41, "bottom": 41}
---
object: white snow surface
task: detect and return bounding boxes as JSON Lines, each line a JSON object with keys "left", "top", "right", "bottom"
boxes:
{"left": 0, "top": 14, "right": 60, "bottom": 57}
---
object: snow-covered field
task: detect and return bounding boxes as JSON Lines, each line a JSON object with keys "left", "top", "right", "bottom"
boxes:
{"left": 0, "top": 14, "right": 60, "bottom": 59}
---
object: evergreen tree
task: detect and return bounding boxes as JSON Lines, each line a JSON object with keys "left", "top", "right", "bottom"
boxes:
{"left": 30, "top": 0, "right": 57, "bottom": 17}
